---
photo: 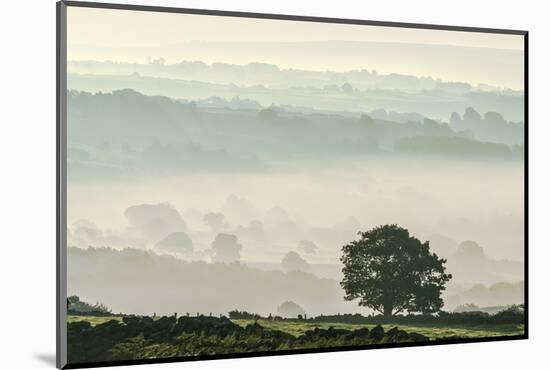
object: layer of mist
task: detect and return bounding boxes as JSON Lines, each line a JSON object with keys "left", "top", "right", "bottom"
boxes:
{"left": 67, "top": 60, "right": 524, "bottom": 122}
{"left": 67, "top": 247, "right": 523, "bottom": 315}
{"left": 68, "top": 40, "right": 524, "bottom": 89}
{"left": 66, "top": 37, "right": 524, "bottom": 316}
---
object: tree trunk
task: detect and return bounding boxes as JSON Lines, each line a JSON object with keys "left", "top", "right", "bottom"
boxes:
{"left": 383, "top": 304, "right": 393, "bottom": 320}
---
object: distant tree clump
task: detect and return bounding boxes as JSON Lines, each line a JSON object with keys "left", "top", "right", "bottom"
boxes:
{"left": 281, "top": 251, "right": 309, "bottom": 272}
{"left": 203, "top": 212, "right": 228, "bottom": 232}
{"left": 155, "top": 232, "right": 193, "bottom": 254}
{"left": 359, "top": 114, "right": 375, "bottom": 125}
{"left": 228, "top": 310, "right": 260, "bottom": 320}
{"left": 394, "top": 135, "right": 517, "bottom": 158}
{"left": 211, "top": 233, "right": 243, "bottom": 263}
{"left": 340, "top": 224, "right": 452, "bottom": 319}
{"left": 341, "top": 82, "right": 353, "bottom": 93}
{"left": 277, "top": 301, "right": 306, "bottom": 318}
{"left": 455, "top": 240, "right": 486, "bottom": 260}
{"left": 297, "top": 240, "right": 318, "bottom": 255}
{"left": 258, "top": 108, "right": 278, "bottom": 121}
{"left": 68, "top": 295, "right": 111, "bottom": 314}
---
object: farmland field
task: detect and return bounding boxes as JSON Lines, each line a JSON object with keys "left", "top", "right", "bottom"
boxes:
{"left": 68, "top": 315, "right": 523, "bottom": 339}
{"left": 233, "top": 319, "right": 523, "bottom": 339}
{"left": 68, "top": 315, "right": 124, "bottom": 326}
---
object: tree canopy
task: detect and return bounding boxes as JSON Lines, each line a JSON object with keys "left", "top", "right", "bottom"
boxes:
{"left": 340, "top": 224, "right": 451, "bottom": 318}
{"left": 211, "top": 233, "right": 243, "bottom": 263}
{"left": 281, "top": 251, "right": 309, "bottom": 272}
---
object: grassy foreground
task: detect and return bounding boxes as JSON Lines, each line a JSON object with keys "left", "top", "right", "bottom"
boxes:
{"left": 68, "top": 315, "right": 523, "bottom": 339}
{"left": 68, "top": 315, "right": 124, "bottom": 326}
{"left": 233, "top": 319, "right": 523, "bottom": 339}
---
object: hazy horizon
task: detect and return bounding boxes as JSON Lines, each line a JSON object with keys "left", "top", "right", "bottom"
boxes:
{"left": 67, "top": 7, "right": 524, "bottom": 89}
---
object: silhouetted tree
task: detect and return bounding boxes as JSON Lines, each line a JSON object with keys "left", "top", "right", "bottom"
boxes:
{"left": 463, "top": 107, "right": 482, "bottom": 123}
{"left": 258, "top": 108, "right": 278, "bottom": 120}
{"left": 203, "top": 212, "right": 227, "bottom": 231}
{"left": 340, "top": 224, "right": 451, "bottom": 319}
{"left": 359, "top": 114, "right": 375, "bottom": 125}
{"left": 297, "top": 240, "right": 318, "bottom": 255}
{"left": 211, "top": 233, "right": 242, "bottom": 263}
{"left": 155, "top": 231, "right": 193, "bottom": 254}
{"left": 281, "top": 251, "right": 309, "bottom": 272}
{"left": 277, "top": 301, "right": 306, "bottom": 318}
{"left": 67, "top": 295, "right": 111, "bottom": 314}
{"left": 341, "top": 82, "right": 353, "bottom": 93}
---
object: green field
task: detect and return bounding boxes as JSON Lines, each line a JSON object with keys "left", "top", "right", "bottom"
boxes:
{"left": 232, "top": 319, "right": 523, "bottom": 339}
{"left": 68, "top": 314, "right": 124, "bottom": 326}
{"left": 68, "top": 315, "right": 523, "bottom": 339}
{"left": 242, "top": 320, "right": 523, "bottom": 339}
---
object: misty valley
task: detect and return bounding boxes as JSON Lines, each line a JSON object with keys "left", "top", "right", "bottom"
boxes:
{"left": 65, "top": 24, "right": 525, "bottom": 364}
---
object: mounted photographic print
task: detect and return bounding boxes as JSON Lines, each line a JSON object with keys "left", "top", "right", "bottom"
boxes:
{"left": 56, "top": 1, "right": 528, "bottom": 368}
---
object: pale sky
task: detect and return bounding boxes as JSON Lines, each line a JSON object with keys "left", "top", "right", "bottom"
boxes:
{"left": 68, "top": 7, "right": 523, "bottom": 48}
{"left": 67, "top": 6, "right": 525, "bottom": 89}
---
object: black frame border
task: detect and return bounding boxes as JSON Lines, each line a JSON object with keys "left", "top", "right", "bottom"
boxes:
{"left": 56, "top": 1, "right": 529, "bottom": 369}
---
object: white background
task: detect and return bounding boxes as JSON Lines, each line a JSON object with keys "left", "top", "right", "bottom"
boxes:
{"left": 0, "top": 0, "right": 546, "bottom": 368}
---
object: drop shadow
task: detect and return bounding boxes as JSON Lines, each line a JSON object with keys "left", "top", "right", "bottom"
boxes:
{"left": 34, "top": 353, "right": 56, "bottom": 367}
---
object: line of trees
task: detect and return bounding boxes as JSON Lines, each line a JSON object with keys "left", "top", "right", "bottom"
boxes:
{"left": 67, "top": 296, "right": 112, "bottom": 316}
